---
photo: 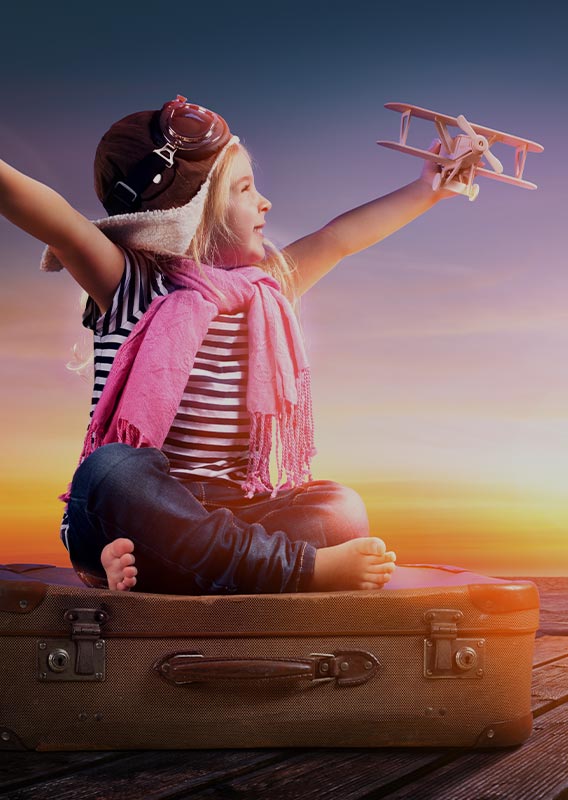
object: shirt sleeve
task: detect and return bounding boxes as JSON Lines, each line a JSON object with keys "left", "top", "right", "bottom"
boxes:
{"left": 82, "top": 247, "right": 167, "bottom": 335}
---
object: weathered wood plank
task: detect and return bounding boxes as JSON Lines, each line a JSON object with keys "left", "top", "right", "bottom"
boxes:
{"left": 535, "top": 578, "right": 568, "bottom": 637}
{"left": 532, "top": 656, "right": 568, "bottom": 712}
{"left": 377, "top": 701, "right": 568, "bottom": 800}
{"left": 0, "top": 752, "right": 127, "bottom": 791}
{"left": 0, "top": 750, "right": 289, "bottom": 799}
{"left": 176, "top": 750, "right": 452, "bottom": 800}
{"left": 534, "top": 636, "right": 568, "bottom": 666}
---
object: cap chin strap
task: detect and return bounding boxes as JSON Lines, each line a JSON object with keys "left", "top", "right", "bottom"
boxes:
{"left": 105, "top": 144, "right": 178, "bottom": 215}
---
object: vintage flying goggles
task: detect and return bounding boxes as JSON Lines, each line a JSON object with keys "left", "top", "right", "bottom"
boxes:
{"left": 105, "top": 95, "right": 232, "bottom": 215}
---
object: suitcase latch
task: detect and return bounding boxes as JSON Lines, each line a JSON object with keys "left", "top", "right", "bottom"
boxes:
{"left": 37, "top": 608, "right": 108, "bottom": 682}
{"left": 424, "top": 608, "right": 485, "bottom": 679}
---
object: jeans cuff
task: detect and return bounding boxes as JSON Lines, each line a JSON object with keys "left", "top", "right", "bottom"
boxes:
{"left": 293, "top": 542, "right": 317, "bottom": 593}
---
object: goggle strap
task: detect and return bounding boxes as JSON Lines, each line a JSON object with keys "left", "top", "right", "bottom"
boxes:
{"left": 106, "top": 151, "right": 173, "bottom": 214}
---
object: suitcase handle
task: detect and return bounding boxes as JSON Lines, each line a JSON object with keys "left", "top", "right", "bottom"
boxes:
{"left": 154, "top": 649, "right": 380, "bottom": 687}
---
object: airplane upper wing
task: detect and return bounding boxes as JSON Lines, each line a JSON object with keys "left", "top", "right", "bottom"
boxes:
{"left": 385, "top": 103, "right": 544, "bottom": 153}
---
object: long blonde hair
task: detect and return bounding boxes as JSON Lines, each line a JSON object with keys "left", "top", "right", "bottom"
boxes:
{"left": 162, "top": 142, "right": 298, "bottom": 300}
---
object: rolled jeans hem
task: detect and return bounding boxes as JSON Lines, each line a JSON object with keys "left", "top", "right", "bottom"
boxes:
{"left": 65, "top": 443, "right": 368, "bottom": 595}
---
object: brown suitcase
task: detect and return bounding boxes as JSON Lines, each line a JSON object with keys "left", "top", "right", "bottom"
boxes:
{"left": 0, "top": 562, "right": 539, "bottom": 750}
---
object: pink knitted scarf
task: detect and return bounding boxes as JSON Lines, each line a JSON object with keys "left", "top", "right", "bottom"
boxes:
{"left": 65, "top": 257, "right": 315, "bottom": 500}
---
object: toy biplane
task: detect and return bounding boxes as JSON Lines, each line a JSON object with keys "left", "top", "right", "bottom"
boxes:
{"left": 377, "top": 103, "right": 543, "bottom": 201}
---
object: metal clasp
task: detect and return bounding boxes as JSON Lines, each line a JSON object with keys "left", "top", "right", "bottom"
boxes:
{"left": 153, "top": 143, "right": 177, "bottom": 167}
{"left": 37, "top": 608, "right": 108, "bottom": 682}
{"left": 424, "top": 608, "right": 485, "bottom": 679}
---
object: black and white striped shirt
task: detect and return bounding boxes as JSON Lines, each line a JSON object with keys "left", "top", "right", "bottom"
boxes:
{"left": 162, "top": 313, "right": 249, "bottom": 481}
{"left": 60, "top": 248, "right": 250, "bottom": 547}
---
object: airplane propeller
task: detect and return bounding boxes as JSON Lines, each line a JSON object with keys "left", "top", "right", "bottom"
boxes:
{"left": 456, "top": 114, "right": 504, "bottom": 174}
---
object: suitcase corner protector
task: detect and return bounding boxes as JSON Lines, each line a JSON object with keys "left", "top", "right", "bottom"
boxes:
{"left": 0, "top": 727, "right": 29, "bottom": 751}
{"left": 474, "top": 712, "right": 533, "bottom": 748}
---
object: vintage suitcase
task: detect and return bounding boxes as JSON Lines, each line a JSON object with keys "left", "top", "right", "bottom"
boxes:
{"left": 0, "top": 562, "right": 539, "bottom": 750}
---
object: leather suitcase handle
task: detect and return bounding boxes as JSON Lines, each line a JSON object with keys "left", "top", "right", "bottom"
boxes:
{"left": 154, "top": 649, "right": 380, "bottom": 687}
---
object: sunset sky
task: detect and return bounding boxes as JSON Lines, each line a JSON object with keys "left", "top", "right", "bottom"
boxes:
{"left": 1, "top": 0, "right": 567, "bottom": 575}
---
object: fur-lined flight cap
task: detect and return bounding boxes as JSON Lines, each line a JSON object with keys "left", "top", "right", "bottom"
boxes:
{"left": 41, "top": 97, "right": 240, "bottom": 271}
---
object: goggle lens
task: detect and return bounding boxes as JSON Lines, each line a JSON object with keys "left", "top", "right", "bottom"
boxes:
{"left": 104, "top": 94, "right": 233, "bottom": 214}
{"left": 158, "top": 95, "right": 230, "bottom": 158}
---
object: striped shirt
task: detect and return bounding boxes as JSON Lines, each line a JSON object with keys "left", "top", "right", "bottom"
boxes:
{"left": 162, "top": 312, "right": 249, "bottom": 482}
{"left": 60, "top": 248, "right": 250, "bottom": 548}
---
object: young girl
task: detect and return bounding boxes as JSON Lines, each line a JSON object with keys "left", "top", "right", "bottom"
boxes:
{"left": 0, "top": 95, "right": 452, "bottom": 595}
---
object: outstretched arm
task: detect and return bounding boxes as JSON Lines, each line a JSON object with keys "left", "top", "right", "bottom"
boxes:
{"left": 284, "top": 143, "right": 452, "bottom": 296}
{"left": 0, "top": 159, "right": 124, "bottom": 312}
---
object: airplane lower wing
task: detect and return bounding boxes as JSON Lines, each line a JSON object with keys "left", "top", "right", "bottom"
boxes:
{"left": 377, "top": 141, "right": 454, "bottom": 165}
{"left": 378, "top": 140, "right": 538, "bottom": 191}
{"left": 475, "top": 168, "right": 537, "bottom": 190}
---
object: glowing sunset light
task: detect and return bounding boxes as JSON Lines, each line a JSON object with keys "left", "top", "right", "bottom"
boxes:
{"left": 1, "top": 0, "right": 566, "bottom": 578}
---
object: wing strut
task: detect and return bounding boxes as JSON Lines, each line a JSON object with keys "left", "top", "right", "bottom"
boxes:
{"left": 515, "top": 145, "right": 528, "bottom": 180}
{"left": 434, "top": 118, "right": 454, "bottom": 154}
{"left": 400, "top": 109, "right": 411, "bottom": 146}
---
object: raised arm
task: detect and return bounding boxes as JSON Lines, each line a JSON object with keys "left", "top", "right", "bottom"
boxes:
{"left": 284, "top": 143, "right": 452, "bottom": 296}
{"left": 0, "top": 159, "right": 124, "bottom": 312}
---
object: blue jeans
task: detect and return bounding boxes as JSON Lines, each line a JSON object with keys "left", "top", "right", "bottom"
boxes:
{"left": 66, "top": 444, "right": 370, "bottom": 595}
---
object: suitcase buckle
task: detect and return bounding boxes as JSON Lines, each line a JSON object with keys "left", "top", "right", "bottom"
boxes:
{"left": 424, "top": 608, "right": 485, "bottom": 679}
{"left": 37, "top": 608, "right": 108, "bottom": 682}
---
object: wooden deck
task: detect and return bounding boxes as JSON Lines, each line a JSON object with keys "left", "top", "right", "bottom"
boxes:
{"left": 1, "top": 582, "right": 567, "bottom": 799}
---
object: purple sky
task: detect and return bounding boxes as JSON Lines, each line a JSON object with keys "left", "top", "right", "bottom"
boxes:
{"left": 1, "top": 0, "right": 567, "bottom": 572}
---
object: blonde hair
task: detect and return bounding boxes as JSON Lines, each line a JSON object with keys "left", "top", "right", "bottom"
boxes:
{"left": 161, "top": 142, "right": 299, "bottom": 301}
{"left": 69, "top": 143, "right": 298, "bottom": 376}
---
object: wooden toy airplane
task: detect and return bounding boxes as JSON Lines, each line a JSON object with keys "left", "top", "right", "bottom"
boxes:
{"left": 377, "top": 103, "right": 544, "bottom": 201}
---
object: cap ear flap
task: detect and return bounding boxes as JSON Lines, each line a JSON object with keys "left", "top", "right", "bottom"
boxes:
{"left": 43, "top": 134, "right": 241, "bottom": 272}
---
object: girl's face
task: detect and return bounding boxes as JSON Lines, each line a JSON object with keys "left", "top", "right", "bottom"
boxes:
{"left": 213, "top": 148, "right": 272, "bottom": 267}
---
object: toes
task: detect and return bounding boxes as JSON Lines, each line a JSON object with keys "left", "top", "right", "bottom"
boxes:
{"left": 365, "top": 561, "right": 396, "bottom": 575}
{"left": 119, "top": 552, "right": 136, "bottom": 567}
{"left": 122, "top": 566, "right": 138, "bottom": 578}
{"left": 359, "top": 574, "right": 390, "bottom": 590}
{"left": 361, "top": 573, "right": 391, "bottom": 589}
{"left": 117, "top": 575, "right": 137, "bottom": 591}
{"left": 104, "top": 538, "right": 135, "bottom": 561}
{"left": 366, "top": 549, "right": 396, "bottom": 566}
{"left": 101, "top": 539, "right": 137, "bottom": 593}
{"left": 112, "top": 538, "right": 135, "bottom": 557}
{"left": 372, "top": 538, "right": 386, "bottom": 555}
{"left": 357, "top": 537, "right": 386, "bottom": 557}
{"left": 363, "top": 571, "right": 392, "bottom": 582}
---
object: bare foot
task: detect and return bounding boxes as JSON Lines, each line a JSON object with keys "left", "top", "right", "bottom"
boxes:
{"left": 101, "top": 538, "right": 138, "bottom": 591}
{"left": 309, "top": 538, "right": 396, "bottom": 592}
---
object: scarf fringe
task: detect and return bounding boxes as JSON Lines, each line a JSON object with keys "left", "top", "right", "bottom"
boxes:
{"left": 116, "top": 419, "right": 154, "bottom": 449}
{"left": 242, "top": 368, "right": 316, "bottom": 499}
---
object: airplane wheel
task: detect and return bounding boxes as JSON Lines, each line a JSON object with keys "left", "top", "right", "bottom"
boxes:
{"left": 469, "top": 184, "right": 480, "bottom": 202}
{"left": 432, "top": 173, "right": 442, "bottom": 192}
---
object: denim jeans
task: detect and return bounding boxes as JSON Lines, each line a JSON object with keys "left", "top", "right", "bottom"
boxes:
{"left": 66, "top": 443, "right": 370, "bottom": 595}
